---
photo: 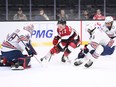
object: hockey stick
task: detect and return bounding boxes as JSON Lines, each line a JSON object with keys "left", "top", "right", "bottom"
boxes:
{"left": 40, "top": 53, "right": 52, "bottom": 62}
{"left": 33, "top": 56, "right": 41, "bottom": 63}
{"left": 47, "top": 42, "right": 69, "bottom": 62}
{"left": 33, "top": 55, "right": 43, "bottom": 66}
{"left": 48, "top": 54, "right": 52, "bottom": 62}
{"left": 15, "top": 33, "right": 36, "bottom": 55}
{"left": 14, "top": 33, "right": 41, "bottom": 64}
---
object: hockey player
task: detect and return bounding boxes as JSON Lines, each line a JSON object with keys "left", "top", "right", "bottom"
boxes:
{"left": 102, "top": 16, "right": 116, "bottom": 39}
{"left": 0, "top": 24, "right": 37, "bottom": 70}
{"left": 74, "top": 23, "right": 116, "bottom": 68}
{"left": 40, "top": 20, "right": 80, "bottom": 63}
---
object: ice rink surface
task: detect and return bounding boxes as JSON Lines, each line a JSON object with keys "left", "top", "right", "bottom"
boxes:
{"left": 0, "top": 46, "right": 116, "bottom": 87}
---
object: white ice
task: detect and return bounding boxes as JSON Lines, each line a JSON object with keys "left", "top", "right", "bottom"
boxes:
{"left": 0, "top": 46, "right": 116, "bottom": 87}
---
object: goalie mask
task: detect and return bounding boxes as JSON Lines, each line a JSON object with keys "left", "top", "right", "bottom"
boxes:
{"left": 24, "top": 24, "right": 34, "bottom": 34}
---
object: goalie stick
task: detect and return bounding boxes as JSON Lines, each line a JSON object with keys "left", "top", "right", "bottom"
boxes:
{"left": 14, "top": 33, "right": 37, "bottom": 55}
{"left": 14, "top": 33, "right": 42, "bottom": 65}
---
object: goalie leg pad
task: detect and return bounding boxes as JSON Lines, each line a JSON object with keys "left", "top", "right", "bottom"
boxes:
{"left": 1, "top": 50, "right": 25, "bottom": 62}
{"left": 0, "top": 55, "right": 15, "bottom": 66}
{"left": 18, "top": 56, "right": 31, "bottom": 69}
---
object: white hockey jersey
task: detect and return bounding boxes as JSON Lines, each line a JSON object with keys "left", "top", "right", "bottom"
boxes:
{"left": 1, "top": 29, "right": 31, "bottom": 52}
{"left": 101, "top": 22, "right": 116, "bottom": 38}
{"left": 87, "top": 27, "right": 111, "bottom": 51}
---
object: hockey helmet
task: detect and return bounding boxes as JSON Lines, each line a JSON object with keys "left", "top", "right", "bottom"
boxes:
{"left": 57, "top": 20, "right": 66, "bottom": 25}
{"left": 105, "top": 16, "right": 113, "bottom": 23}
{"left": 24, "top": 23, "right": 34, "bottom": 34}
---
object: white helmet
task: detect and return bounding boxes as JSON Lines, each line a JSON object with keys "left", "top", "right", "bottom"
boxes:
{"left": 105, "top": 16, "right": 113, "bottom": 23}
{"left": 24, "top": 23, "right": 34, "bottom": 34}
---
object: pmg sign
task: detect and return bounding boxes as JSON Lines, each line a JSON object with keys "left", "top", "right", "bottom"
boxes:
{"left": 31, "top": 22, "right": 57, "bottom": 42}
{"left": 32, "top": 29, "right": 53, "bottom": 38}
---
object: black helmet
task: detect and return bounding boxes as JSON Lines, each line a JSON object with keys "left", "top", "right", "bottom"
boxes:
{"left": 57, "top": 20, "right": 66, "bottom": 25}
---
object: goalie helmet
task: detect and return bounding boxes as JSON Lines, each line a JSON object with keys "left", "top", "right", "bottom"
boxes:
{"left": 24, "top": 24, "right": 34, "bottom": 34}
{"left": 105, "top": 16, "right": 113, "bottom": 23}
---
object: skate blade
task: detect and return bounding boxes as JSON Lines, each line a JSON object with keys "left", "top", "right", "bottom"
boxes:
{"left": 11, "top": 66, "right": 24, "bottom": 70}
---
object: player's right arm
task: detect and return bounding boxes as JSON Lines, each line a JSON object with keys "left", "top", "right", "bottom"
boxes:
{"left": 52, "top": 35, "right": 61, "bottom": 45}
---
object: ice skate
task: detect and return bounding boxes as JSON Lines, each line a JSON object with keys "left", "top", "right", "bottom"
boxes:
{"left": 11, "top": 62, "right": 24, "bottom": 70}
{"left": 61, "top": 55, "right": 71, "bottom": 63}
{"left": 74, "top": 55, "right": 89, "bottom": 66}
{"left": 74, "top": 60, "right": 83, "bottom": 66}
{"left": 84, "top": 59, "right": 93, "bottom": 68}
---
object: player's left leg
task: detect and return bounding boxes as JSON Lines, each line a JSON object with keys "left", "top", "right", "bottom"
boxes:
{"left": 84, "top": 44, "right": 116, "bottom": 68}
{"left": 84, "top": 45, "right": 104, "bottom": 68}
{"left": 62, "top": 40, "right": 78, "bottom": 63}
{"left": 74, "top": 44, "right": 89, "bottom": 66}
{"left": 40, "top": 41, "right": 67, "bottom": 62}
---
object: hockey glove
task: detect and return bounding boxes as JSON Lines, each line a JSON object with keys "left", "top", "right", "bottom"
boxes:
{"left": 84, "top": 44, "right": 89, "bottom": 54}
{"left": 78, "top": 49, "right": 85, "bottom": 59}
{"left": 26, "top": 43, "right": 37, "bottom": 55}
{"left": 53, "top": 36, "right": 60, "bottom": 45}
{"left": 25, "top": 47, "right": 34, "bottom": 57}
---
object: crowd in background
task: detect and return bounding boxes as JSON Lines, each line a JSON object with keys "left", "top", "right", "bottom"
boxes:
{"left": 12, "top": 7, "right": 113, "bottom": 21}
{"left": 0, "top": 0, "right": 116, "bottom": 21}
